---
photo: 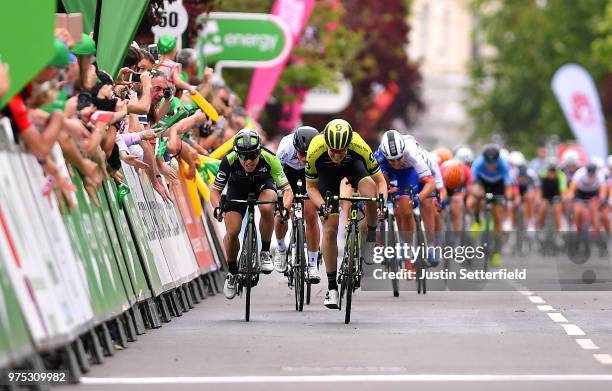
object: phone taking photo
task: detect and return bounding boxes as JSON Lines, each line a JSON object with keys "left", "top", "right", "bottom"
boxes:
{"left": 129, "top": 73, "right": 141, "bottom": 83}
{"left": 90, "top": 111, "right": 114, "bottom": 124}
{"left": 137, "top": 115, "right": 149, "bottom": 125}
{"left": 147, "top": 44, "right": 159, "bottom": 62}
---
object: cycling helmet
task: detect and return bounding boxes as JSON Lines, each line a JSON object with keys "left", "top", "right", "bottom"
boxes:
{"left": 455, "top": 146, "right": 474, "bottom": 164}
{"left": 482, "top": 144, "right": 500, "bottom": 163}
{"left": 293, "top": 126, "right": 319, "bottom": 155}
{"left": 233, "top": 128, "right": 262, "bottom": 154}
{"left": 381, "top": 130, "right": 406, "bottom": 160}
{"left": 591, "top": 156, "right": 604, "bottom": 170}
{"left": 509, "top": 151, "right": 526, "bottom": 166}
{"left": 545, "top": 157, "right": 558, "bottom": 171}
{"left": 561, "top": 149, "right": 579, "bottom": 166}
{"left": 433, "top": 147, "right": 453, "bottom": 164}
{"left": 586, "top": 162, "right": 597, "bottom": 174}
{"left": 323, "top": 119, "right": 353, "bottom": 149}
{"left": 500, "top": 148, "right": 510, "bottom": 161}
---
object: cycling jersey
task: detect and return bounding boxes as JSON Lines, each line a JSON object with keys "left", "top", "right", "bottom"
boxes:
{"left": 511, "top": 166, "right": 537, "bottom": 196}
{"left": 277, "top": 134, "right": 303, "bottom": 170}
{"left": 305, "top": 132, "right": 380, "bottom": 180}
{"left": 571, "top": 167, "right": 606, "bottom": 193}
{"left": 538, "top": 171, "right": 567, "bottom": 201}
{"left": 213, "top": 148, "right": 289, "bottom": 192}
{"left": 419, "top": 148, "right": 444, "bottom": 190}
{"left": 471, "top": 156, "right": 513, "bottom": 185}
{"left": 374, "top": 136, "right": 432, "bottom": 180}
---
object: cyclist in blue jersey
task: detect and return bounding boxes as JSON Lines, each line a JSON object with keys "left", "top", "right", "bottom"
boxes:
{"left": 467, "top": 144, "right": 513, "bottom": 267}
{"left": 376, "top": 130, "right": 436, "bottom": 264}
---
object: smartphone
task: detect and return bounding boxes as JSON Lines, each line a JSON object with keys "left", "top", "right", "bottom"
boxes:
{"left": 90, "top": 111, "right": 114, "bottom": 124}
{"left": 67, "top": 13, "right": 83, "bottom": 43}
{"left": 137, "top": 115, "right": 149, "bottom": 125}
{"left": 129, "top": 73, "right": 141, "bottom": 83}
{"left": 147, "top": 44, "right": 159, "bottom": 62}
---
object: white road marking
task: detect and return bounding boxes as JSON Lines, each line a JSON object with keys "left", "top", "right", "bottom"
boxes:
{"left": 576, "top": 339, "right": 599, "bottom": 350}
{"left": 537, "top": 305, "right": 555, "bottom": 312}
{"left": 80, "top": 374, "right": 612, "bottom": 385}
{"left": 593, "top": 354, "right": 612, "bottom": 365}
{"left": 528, "top": 296, "right": 546, "bottom": 304}
{"left": 561, "top": 324, "right": 585, "bottom": 336}
{"left": 519, "top": 290, "right": 534, "bottom": 296}
{"left": 547, "top": 313, "right": 568, "bottom": 323}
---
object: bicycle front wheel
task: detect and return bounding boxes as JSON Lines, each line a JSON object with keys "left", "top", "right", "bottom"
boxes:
{"left": 344, "top": 226, "right": 357, "bottom": 324}
{"left": 294, "top": 221, "right": 306, "bottom": 311}
{"left": 244, "top": 223, "right": 255, "bottom": 322}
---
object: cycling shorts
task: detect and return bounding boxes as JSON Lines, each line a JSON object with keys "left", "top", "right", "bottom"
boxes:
{"left": 317, "top": 158, "right": 371, "bottom": 214}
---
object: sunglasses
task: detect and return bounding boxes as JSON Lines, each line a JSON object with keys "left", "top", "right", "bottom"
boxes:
{"left": 238, "top": 151, "right": 260, "bottom": 161}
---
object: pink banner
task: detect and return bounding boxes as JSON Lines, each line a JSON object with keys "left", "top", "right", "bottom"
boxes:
{"left": 245, "top": 0, "right": 315, "bottom": 122}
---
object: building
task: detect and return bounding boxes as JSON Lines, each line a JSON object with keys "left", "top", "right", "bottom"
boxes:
{"left": 406, "top": 0, "right": 477, "bottom": 149}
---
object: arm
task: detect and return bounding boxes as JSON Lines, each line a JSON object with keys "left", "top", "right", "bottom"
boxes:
{"left": 166, "top": 112, "right": 206, "bottom": 154}
{"left": 306, "top": 178, "right": 324, "bottom": 209}
{"left": 127, "top": 72, "right": 152, "bottom": 114}
{"left": 418, "top": 178, "right": 436, "bottom": 202}
{"left": 371, "top": 170, "right": 388, "bottom": 202}
{"left": 20, "top": 110, "right": 65, "bottom": 160}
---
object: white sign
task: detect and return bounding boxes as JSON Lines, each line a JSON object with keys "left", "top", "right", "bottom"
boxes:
{"left": 302, "top": 78, "right": 353, "bottom": 114}
{"left": 552, "top": 64, "right": 609, "bottom": 162}
{"left": 152, "top": 0, "right": 189, "bottom": 49}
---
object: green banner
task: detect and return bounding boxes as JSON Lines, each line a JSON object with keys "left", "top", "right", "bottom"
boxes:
{"left": 198, "top": 12, "right": 291, "bottom": 67}
{"left": 0, "top": 0, "right": 55, "bottom": 108}
{"left": 62, "top": 0, "right": 97, "bottom": 34}
{"left": 103, "top": 179, "right": 152, "bottom": 302}
{"left": 96, "top": 0, "right": 148, "bottom": 77}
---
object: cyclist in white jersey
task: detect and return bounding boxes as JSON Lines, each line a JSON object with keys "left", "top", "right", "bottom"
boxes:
{"left": 566, "top": 162, "right": 608, "bottom": 238}
{"left": 273, "top": 126, "right": 321, "bottom": 283}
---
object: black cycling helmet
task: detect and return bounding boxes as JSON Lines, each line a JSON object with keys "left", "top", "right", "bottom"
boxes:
{"left": 586, "top": 162, "right": 597, "bottom": 174}
{"left": 233, "top": 128, "right": 262, "bottom": 155}
{"left": 482, "top": 143, "right": 500, "bottom": 163}
{"left": 293, "top": 126, "right": 319, "bottom": 154}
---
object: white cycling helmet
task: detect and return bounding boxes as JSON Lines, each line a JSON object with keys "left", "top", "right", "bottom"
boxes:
{"left": 455, "top": 146, "right": 474, "bottom": 164}
{"left": 561, "top": 149, "right": 579, "bottom": 166}
{"left": 509, "top": 151, "right": 526, "bottom": 166}
{"left": 381, "top": 130, "right": 406, "bottom": 160}
{"left": 591, "top": 156, "right": 604, "bottom": 169}
{"left": 500, "top": 148, "right": 510, "bottom": 161}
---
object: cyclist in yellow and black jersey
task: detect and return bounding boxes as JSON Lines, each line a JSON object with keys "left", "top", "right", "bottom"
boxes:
{"left": 305, "top": 119, "right": 387, "bottom": 309}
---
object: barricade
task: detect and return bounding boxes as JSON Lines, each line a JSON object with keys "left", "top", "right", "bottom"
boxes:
{"left": 0, "top": 121, "right": 227, "bottom": 383}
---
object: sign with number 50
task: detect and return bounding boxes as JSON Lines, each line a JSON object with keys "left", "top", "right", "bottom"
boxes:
{"left": 151, "top": 0, "right": 189, "bottom": 47}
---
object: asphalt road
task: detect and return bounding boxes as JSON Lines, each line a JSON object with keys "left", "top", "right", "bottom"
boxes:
{"left": 57, "top": 249, "right": 612, "bottom": 391}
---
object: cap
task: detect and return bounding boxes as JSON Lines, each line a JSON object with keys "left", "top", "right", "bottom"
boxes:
{"left": 72, "top": 34, "right": 97, "bottom": 56}
{"left": 50, "top": 38, "right": 71, "bottom": 68}
{"left": 157, "top": 35, "right": 177, "bottom": 55}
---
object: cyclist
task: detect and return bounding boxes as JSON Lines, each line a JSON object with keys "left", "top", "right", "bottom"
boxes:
{"left": 272, "top": 126, "right": 321, "bottom": 283}
{"left": 210, "top": 128, "right": 294, "bottom": 299}
{"left": 565, "top": 161, "right": 608, "bottom": 249}
{"left": 509, "top": 151, "right": 537, "bottom": 233}
{"left": 440, "top": 158, "right": 473, "bottom": 233}
{"left": 376, "top": 129, "right": 436, "bottom": 247}
{"left": 455, "top": 146, "right": 475, "bottom": 167}
{"left": 305, "top": 119, "right": 387, "bottom": 309}
{"left": 535, "top": 158, "right": 566, "bottom": 243}
{"left": 467, "top": 144, "right": 513, "bottom": 267}
{"left": 560, "top": 149, "right": 581, "bottom": 183}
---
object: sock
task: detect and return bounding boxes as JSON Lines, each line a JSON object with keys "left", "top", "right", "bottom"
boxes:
{"left": 228, "top": 261, "right": 239, "bottom": 275}
{"left": 308, "top": 251, "right": 318, "bottom": 268}
{"left": 366, "top": 225, "right": 377, "bottom": 242}
{"left": 277, "top": 239, "right": 286, "bottom": 252}
{"left": 261, "top": 240, "right": 271, "bottom": 252}
{"left": 327, "top": 272, "right": 338, "bottom": 291}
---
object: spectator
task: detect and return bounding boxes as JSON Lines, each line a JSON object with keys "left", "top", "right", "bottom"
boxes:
{"left": 156, "top": 34, "right": 195, "bottom": 94}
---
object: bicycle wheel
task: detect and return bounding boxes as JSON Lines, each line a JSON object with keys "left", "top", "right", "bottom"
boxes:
{"left": 344, "top": 225, "right": 357, "bottom": 324}
{"left": 294, "top": 221, "right": 306, "bottom": 311}
{"left": 244, "top": 223, "right": 255, "bottom": 322}
{"left": 386, "top": 216, "right": 400, "bottom": 297}
{"left": 414, "top": 218, "right": 427, "bottom": 294}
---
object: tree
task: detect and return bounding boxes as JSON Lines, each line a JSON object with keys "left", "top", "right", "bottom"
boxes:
{"left": 467, "top": 0, "right": 609, "bottom": 155}
{"left": 304, "top": 0, "right": 423, "bottom": 144}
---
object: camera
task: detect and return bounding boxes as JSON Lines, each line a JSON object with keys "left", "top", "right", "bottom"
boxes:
{"left": 163, "top": 87, "right": 173, "bottom": 100}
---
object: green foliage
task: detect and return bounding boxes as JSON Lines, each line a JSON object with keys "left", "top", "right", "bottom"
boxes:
{"left": 467, "top": 0, "right": 608, "bottom": 156}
